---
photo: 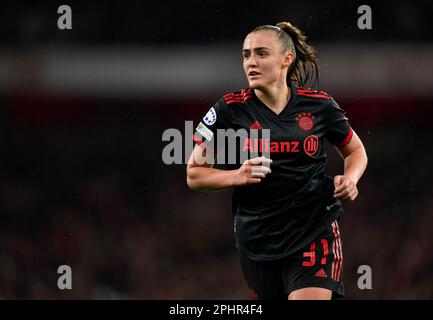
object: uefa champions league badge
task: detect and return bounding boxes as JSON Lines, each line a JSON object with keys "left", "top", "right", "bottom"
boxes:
{"left": 203, "top": 107, "right": 217, "bottom": 126}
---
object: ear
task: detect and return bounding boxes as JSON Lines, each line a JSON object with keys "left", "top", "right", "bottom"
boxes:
{"left": 282, "top": 51, "right": 294, "bottom": 68}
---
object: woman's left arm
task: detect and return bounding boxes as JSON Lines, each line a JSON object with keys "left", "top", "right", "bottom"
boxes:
{"left": 333, "top": 130, "right": 368, "bottom": 202}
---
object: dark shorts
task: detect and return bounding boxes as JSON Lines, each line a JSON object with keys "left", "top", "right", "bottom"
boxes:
{"left": 239, "top": 220, "right": 344, "bottom": 300}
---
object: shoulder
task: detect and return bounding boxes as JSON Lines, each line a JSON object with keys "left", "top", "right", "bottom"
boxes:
{"left": 295, "top": 86, "right": 332, "bottom": 101}
{"left": 211, "top": 88, "right": 253, "bottom": 117}
{"left": 222, "top": 88, "right": 254, "bottom": 105}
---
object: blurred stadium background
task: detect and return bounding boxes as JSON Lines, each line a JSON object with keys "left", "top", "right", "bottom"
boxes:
{"left": 0, "top": 0, "right": 432, "bottom": 299}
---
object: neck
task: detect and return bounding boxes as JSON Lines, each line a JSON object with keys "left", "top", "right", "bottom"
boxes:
{"left": 255, "top": 82, "right": 291, "bottom": 115}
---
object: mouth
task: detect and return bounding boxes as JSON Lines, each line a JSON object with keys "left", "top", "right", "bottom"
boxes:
{"left": 248, "top": 71, "right": 261, "bottom": 77}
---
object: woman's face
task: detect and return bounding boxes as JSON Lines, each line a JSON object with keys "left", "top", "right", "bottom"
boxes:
{"left": 242, "top": 30, "right": 291, "bottom": 90}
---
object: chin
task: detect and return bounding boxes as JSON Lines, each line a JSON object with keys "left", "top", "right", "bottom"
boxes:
{"left": 248, "top": 79, "right": 264, "bottom": 90}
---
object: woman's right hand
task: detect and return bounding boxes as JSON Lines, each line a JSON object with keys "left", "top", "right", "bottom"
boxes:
{"left": 233, "top": 156, "right": 273, "bottom": 186}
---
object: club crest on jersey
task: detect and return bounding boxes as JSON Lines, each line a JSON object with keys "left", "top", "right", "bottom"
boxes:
{"left": 203, "top": 107, "right": 217, "bottom": 126}
{"left": 296, "top": 112, "right": 315, "bottom": 131}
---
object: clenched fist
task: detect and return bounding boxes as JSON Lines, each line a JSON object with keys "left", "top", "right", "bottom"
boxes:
{"left": 333, "top": 175, "right": 358, "bottom": 201}
{"left": 233, "top": 156, "right": 273, "bottom": 187}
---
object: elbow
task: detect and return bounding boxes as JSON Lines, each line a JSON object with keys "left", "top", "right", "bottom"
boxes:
{"left": 186, "top": 167, "right": 200, "bottom": 191}
{"left": 362, "top": 146, "right": 368, "bottom": 167}
{"left": 186, "top": 176, "right": 196, "bottom": 190}
{"left": 186, "top": 165, "right": 216, "bottom": 193}
{"left": 187, "top": 171, "right": 210, "bottom": 192}
{"left": 187, "top": 176, "right": 208, "bottom": 192}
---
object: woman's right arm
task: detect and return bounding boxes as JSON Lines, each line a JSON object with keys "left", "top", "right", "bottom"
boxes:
{"left": 186, "top": 145, "right": 272, "bottom": 193}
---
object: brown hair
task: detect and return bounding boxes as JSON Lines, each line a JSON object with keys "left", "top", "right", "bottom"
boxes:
{"left": 251, "top": 22, "right": 319, "bottom": 87}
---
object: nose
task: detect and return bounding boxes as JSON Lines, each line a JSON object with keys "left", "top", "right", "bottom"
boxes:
{"left": 248, "top": 53, "right": 258, "bottom": 68}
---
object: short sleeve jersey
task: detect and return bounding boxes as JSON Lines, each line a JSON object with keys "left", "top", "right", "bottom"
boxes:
{"left": 192, "top": 82, "right": 353, "bottom": 261}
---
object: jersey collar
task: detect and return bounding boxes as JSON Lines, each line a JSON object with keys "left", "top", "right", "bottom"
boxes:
{"left": 251, "top": 82, "right": 297, "bottom": 119}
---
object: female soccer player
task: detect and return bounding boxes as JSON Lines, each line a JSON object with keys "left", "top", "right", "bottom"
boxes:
{"left": 186, "top": 21, "right": 368, "bottom": 300}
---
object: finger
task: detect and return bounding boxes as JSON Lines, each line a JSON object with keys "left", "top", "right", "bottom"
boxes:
{"left": 334, "top": 183, "right": 353, "bottom": 196}
{"left": 342, "top": 193, "right": 353, "bottom": 202}
{"left": 250, "top": 169, "right": 267, "bottom": 178}
{"left": 348, "top": 188, "right": 358, "bottom": 201}
{"left": 248, "top": 178, "right": 262, "bottom": 184}
{"left": 251, "top": 172, "right": 266, "bottom": 178}
{"left": 342, "top": 188, "right": 358, "bottom": 201}
{"left": 334, "top": 187, "right": 351, "bottom": 199}
{"left": 251, "top": 166, "right": 272, "bottom": 176}
{"left": 334, "top": 180, "right": 353, "bottom": 194}
{"left": 261, "top": 157, "right": 273, "bottom": 167}
{"left": 334, "top": 177, "right": 349, "bottom": 192}
{"left": 248, "top": 157, "right": 263, "bottom": 165}
{"left": 333, "top": 175, "right": 343, "bottom": 188}
{"left": 248, "top": 156, "right": 273, "bottom": 166}
{"left": 334, "top": 185, "right": 347, "bottom": 195}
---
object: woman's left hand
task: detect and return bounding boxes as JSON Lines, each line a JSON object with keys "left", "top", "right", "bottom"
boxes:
{"left": 333, "top": 175, "right": 358, "bottom": 201}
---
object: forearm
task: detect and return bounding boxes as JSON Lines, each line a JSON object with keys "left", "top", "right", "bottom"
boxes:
{"left": 343, "top": 147, "right": 368, "bottom": 184}
{"left": 187, "top": 166, "right": 237, "bottom": 192}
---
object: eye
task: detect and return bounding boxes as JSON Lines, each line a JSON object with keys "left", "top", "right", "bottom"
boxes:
{"left": 259, "top": 51, "right": 268, "bottom": 57}
{"left": 243, "top": 52, "right": 250, "bottom": 59}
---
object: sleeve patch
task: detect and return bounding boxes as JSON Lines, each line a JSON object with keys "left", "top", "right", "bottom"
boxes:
{"left": 203, "top": 107, "right": 217, "bottom": 125}
{"left": 196, "top": 122, "right": 214, "bottom": 141}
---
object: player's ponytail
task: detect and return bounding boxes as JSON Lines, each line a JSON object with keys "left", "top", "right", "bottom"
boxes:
{"left": 276, "top": 22, "right": 319, "bottom": 87}
{"left": 252, "top": 22, "right": 319, "bottom": 87}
